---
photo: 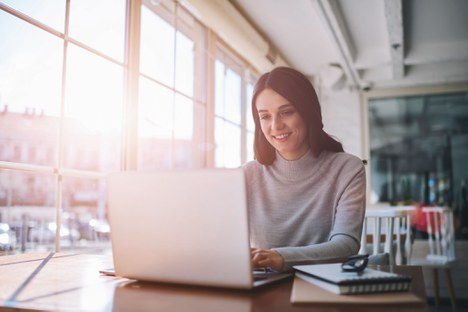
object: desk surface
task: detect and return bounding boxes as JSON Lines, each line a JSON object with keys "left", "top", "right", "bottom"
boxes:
{"left": 0, "top": 253, "right": 427, "bottom": 312}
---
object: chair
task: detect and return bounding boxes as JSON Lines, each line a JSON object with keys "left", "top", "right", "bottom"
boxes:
{"left": 409, "top": 206, "right": 456, "bottom": 311}
{"left": 359, "top": 206, "right": 415, "bottom": 265}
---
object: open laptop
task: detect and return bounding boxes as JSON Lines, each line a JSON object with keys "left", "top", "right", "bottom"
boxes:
{"left": 106, "top": 168, "right": 291, "bottom": 289}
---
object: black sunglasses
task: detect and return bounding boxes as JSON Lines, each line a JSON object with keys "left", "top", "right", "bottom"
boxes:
{"left": 341, "top": 254, "right": 369, "bottom": 273}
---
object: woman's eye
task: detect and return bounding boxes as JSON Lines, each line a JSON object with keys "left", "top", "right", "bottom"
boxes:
{"left": 280, "top": 110, "right": 294, "bottom": 117}
{"left": 259, "top": 114, "right": 270, "bottom": 120}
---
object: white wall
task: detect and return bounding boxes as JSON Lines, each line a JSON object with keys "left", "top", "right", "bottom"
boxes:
{"left": 319, "top": 87, "right": 364, "bottom": 159}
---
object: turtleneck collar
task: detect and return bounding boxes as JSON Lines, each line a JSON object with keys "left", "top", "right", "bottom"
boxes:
{"left": 269, "top": 149, "right": 328, "bottom": 182}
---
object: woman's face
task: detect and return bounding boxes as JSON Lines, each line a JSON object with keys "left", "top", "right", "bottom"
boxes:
{"left": 255, "top": 88, "right": 309, "bottom": 160}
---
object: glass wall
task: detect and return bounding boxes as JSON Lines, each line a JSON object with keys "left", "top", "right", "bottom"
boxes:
{"left": 368, "top": 91, "right": 468, "bottom": 238}
{"left": 0, "top": 0, "right": 258, "bottom": 254}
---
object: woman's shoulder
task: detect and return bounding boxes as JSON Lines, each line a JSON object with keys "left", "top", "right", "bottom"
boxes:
{"left": 319, "top": 152, "right": 366, "bottom": 187}
{"left": 323, "top": 151, "right": 365, "bottom": 171}
{"left": 242, "top": 159, "right": 262, "bottom": 173}
{"left": 335, "top": 151, "right": 364, "bottom": 165}
{"left": 241, "top": 160, "right": 264, "bottom": 185}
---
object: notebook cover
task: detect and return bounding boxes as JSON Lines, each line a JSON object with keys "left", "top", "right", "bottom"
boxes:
{"left": 293, "top": 263, "right": 412, "bottom": 285}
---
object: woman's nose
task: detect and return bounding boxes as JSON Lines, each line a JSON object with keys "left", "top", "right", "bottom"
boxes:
{"left": 272, "top": 115, "right": 284, "bottom": 130}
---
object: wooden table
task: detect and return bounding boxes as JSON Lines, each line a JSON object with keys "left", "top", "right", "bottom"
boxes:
{"left": 0, "top": 253, "right": 428, "bottom": 311}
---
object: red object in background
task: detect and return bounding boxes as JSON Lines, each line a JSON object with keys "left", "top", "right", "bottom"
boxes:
{"left": 412, "top": 204, "right": 442, "bottom": 233}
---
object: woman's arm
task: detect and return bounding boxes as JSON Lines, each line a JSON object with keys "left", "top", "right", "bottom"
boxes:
{"left": 271, "top": 164, "right": 366, "bottom": 272}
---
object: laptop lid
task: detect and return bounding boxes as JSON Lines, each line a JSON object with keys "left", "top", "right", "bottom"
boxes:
{"left": 107, "top": 168, "right": 256, "bottom": 289}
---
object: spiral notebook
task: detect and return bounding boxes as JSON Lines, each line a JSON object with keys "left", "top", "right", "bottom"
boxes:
{"left": 293, "top": 263, "right": 412, "bottom": 295}
{"left": 290, "top": 276, "right": 422, "bottom": 304}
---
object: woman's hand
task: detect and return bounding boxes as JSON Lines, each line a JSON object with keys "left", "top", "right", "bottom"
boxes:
{"left": 251, "top": 248, "right": 284, "bottom": 272}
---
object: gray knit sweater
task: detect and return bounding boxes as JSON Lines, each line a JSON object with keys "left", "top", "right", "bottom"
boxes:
{"left": 242, "top": 149, "right": 366, "bottom": 272}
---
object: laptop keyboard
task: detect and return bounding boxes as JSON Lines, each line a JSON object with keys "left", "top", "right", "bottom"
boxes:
{"left": 253, "top": 268, "right": 278, "bottom": 281}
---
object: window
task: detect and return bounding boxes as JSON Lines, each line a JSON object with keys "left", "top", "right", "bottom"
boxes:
{"left": 368, "top": 92, "right": 468, "bottom": 212}
{"left": 0, "top": 0, "right": 259, "bottom": 254}
{"left": 214, "top": 49, "right": 256, "bottom": 167}
{"left": 0, "top": 8, "right": 62, "bottom": 167}
{"left": 245, "top": 75, "right": 256, "bottom": 162}
{"left": 137, "top": 0, "right": 206, "bottom": 170}
{"left": 0, "top": 0, "right": 126, "bottom": 253}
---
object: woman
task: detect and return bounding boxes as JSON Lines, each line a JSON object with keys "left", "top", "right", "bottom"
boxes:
{"left": 244, "top": 67, "right": 366, "bottom": 272}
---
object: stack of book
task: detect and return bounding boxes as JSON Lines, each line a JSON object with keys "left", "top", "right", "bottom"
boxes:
{"left": 293, "top": 263, "right": 412, "bottom": 295}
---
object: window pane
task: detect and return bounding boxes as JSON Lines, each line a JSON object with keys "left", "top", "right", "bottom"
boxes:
{"left": 1, "top": 0, "right": 66, "bottom": 32}
{"left": 246, "top": 82, "right": 255, "bottom": 132}
{"left": 68, "top": 0, "right": 126, "bottom": 62}
{"left": 0, "top": 170, "right": 56, "bottom": 253}
{"left": 174, "top": 94, "right": 193, "bottom": 140}
{"left": 140, "top": 5, "right": 175, "bottom": 87}
{"left": 138, "top": 77, "right": 174, "bottom": 170}
{"left": 175, "top": 30, "right": 194, "bottom": 96}
{"left": 214, "top": 61, "right": 241, "bottom": 124}
{"left": 215, "top": 118, "right": 241, "bottom": 168}
{"left": 215, "top": 55, "right": 244, "bottom": 167}
{"left": 225, "top": 68, "right": 242, "bottom": 124}
{"left": 192, "top": 101, "right": 207, "bottom": 169}
{"left": 0, "top": 10, "right": 62, "bottom": 166}
{"left": 215, "top": 117, "right": 225, "bottom": 167}
{"left": 174, "top": 94, "right": 193, "bottom": 168}
{"left": 139, "top": 77, "right": 174, "bottom": 139}
{"left": 63, "top": 44, "right": 123, "bottom": 172}
{"left": 62, "top": 176, "right": 110, "bottom": 253}
{"left": 214, "top": 60, "right": 225, "bottom": 118}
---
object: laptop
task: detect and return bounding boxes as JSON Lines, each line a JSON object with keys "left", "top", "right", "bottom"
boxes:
{"left": 106, "top": 168, "right": 291, "bottom": 289}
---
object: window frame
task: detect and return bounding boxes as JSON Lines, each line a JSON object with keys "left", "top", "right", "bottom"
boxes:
{"left": 0, "top": 0, "right": 261, "bottom": 253}
{"left": 210, "top": 38, "right": 259, "bottom": 167}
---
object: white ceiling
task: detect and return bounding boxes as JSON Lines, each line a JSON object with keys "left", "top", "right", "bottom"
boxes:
{"left": 231, "top": 0, "right": 468, "bottom": 91}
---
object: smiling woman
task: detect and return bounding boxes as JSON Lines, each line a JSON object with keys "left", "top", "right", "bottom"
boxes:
{"left": 256, "top": 89, "right": 309, "bottom": 161}
{"left": 244, "top": 67, "right": 366, "bottom": 272}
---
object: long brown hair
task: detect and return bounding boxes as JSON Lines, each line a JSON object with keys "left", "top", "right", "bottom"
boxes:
{"left": 252, "top": 67, "right": 344, "bottom": 165}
